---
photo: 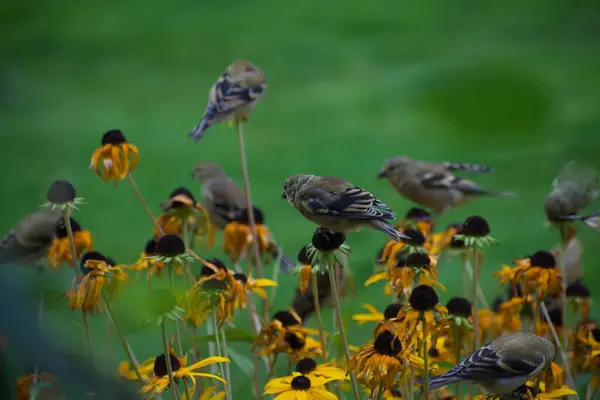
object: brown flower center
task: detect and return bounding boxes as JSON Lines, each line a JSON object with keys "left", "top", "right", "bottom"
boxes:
{"left": 101, "top": 129, "right": 127, "bottom": 145}
{"left": 155, "top": 234, "right": 185, "bottom": 257}
{"left": 291, "top": 375, "right": 311, "bottom": 390}
{"left": 409, "top": 285, "right": 439, "bottom": 312}
{"left": 153, "top": 353, "right": 181, "bottom": 377}
{"left": 295, "top": 358, "right": 317, "bottom": 374}
{"left": 374, "top": 330, "right": 402, "bottom": 356}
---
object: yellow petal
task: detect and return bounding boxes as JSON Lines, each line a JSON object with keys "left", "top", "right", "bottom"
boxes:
{"left": 188, "top": 372, "right": 227, "bottom": 384}
{"left": 364, "top": 272, "right": 389, "bottom": 287}
{"left": 187, "top": 356, "right": 230, "bottom": 370}
{"left": 362, "top": 303, "right": 379, "bottom": 314}
{"left": 253, "top": 278, "right": 278, "bottom": 287}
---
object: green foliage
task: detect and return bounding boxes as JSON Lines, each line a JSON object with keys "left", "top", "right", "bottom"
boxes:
{"left": 190, "top": 328, "right": 256, "bottom": 345}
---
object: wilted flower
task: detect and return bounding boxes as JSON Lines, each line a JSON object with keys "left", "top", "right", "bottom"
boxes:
{"left": 89, "top": 129, "right": 139, "bottom": 186}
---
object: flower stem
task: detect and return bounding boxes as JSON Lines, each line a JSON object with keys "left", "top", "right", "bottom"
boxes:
{"left": 161, "top": 319, "right": 180, "bottom": 400}
{"left": 453, "top": 324, "right": 461, "bottom": 399}
{"left": 327, "top": 261, "right": 360, "bottom": 400}
{"left": 127, "top": 174, "right": 164, "bottom": 235}
{"left": 62, "top": 209, "right": 94, "bottom": 363}
{"left": 471, "top": 247, "right": 481, "bottom": 352}
{"left": 421, "top": 314, "right": 429, "bottom": 399}
{"left": 539, "top": 301, "right": 578, "bottom": 400}
{"left": 531, "top": 292, "right": 539, "bottom": 334}
{"left": 375, "top": 383, "right": 384, "bottom": 400}
{"left": 558, "top": 224, "right": 569, "bottom": 357}
{"left": 33, "top": 280, "right": 44, "bottom": 384}
{"left": 310, "top": 272, "right": 328, "bottom": 363}
{"left": 212, "top": 303, "right": 231, "bottom": 400}
{"left": 461, "top": 253, "right": 469, "bottom": 299}
{"left": 219, "top": 326, "right": 233, "bottom": 400}
{"left": 101, "top": 292, "right": 144, "bottom": 382}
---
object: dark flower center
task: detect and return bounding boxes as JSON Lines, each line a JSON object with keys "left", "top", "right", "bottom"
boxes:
{"left": 428, "top": 347, "right": 440, "bottom": 357}
{"left": 233, "top": 207, "right": 265, "bottom": 225}
{"left": 394, "top": 253, "right": 406, "bottom": 268}
{"left": 101, "top": 129, "right": 127, "bottom": 145}
{"left": 297, "top": 246, "right": 311, "bottom": 264}
{"left": 530, "top": 251, "right": 556, "bottom": 269}
{"left": 506, "top": 284, "right": 523, "bottom": 299}
{"left": 592, "top": 328, "right": 600, "bottom": 342}
{"left": 405, "top": 208, "right": 431, "bottom": 221}
{"left": 201, "top": 258, "right": 228, "bottom": 277}
{"left": 401, "top": 229, "right": 425, "bottom": 246}
{"left": 409, "top": 285, "right": 439, "bottom": 312}
{"left": 492, "top": 297, "right": 504, "bottom": 313}
{"left": 105, "top": 257, "right": 117, "bottom": 266}
{"left": 273, "top": 311, "right": 300, "bottom": 327}
{"left": 375, "top": 246, "right": 386, "bottom": 263}
{"left": 290, "top": 375, "right": 311, "bottom": 390}
{"left": 391, "top": 389, "right": 403, "bottom": 397}
{"left": 295, "top": 358, "right": 317, "bottom": 374}
{"left": 155, "top": 234, "right": 186, "bottom": 257}
{"left": 311, "top": 228, "right": 346, "bottom": 251}
{"left": 374, "top": 330, "right": 402, "bottom": 356}
{"left": 79, "top": 251, "right": 106, "bottom": 275}
{"left": 284, "top": 333, "right": 305, "bottom": 350}
{"left": 234, "top": 272, "right": 248, "bottom": 284}
{"left": 462, "top": 216, "right": 490, "bottom": 237}
{"left": 46, "top": 180, "right": 76, "bottom": 204}
{"left": 446, "top": 297, "right": 472, "bottom": 318}
{"left": 383, "top": 303, "right": 403, "bottom": 320}
{"left": 406, "top": 253, "right": 430, "bottom": 268}
{"left": 202, "top": 278, "right": 226, "bottom": 291}
{"left": 145, "top": 239, "right": 157, "bottom": 255}
{"left": 547, "top": 308, "right": 563, "bottom": 327}
{"left": 168, "top": 187, "right": 197, "bottom": 205}
{"left": 153, "top": 353, "right": 181, "bottom": 377}
{"left": 566, "top": 281, "right": 590, "bottom": 298}
{"left": 55, "top": 217, "right": 81, "bottom": 239}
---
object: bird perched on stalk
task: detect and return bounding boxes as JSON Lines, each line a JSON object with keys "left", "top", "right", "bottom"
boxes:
{"left": 0, "top": 209, "right": 61, "bottom": 265}
{"left": 377, "top": 156, "right": 514, "bottom": 214}
{"left": 423, "top": 332, "right": 555, "bottom": 397}
{"left": 282, "top": 174, "right": 408, "bottom": 241}
{"left": 188, "top": 60, "right": 266, "bottom": 141}
{"left": 193, "top": 162, "right": 294, "bottom": 271}
{"left": 543, "top": 161, "right": 600, "bottom": 230}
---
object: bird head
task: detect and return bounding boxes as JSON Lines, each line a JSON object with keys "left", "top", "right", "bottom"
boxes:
{"left": 377, "top": 156, "right": 413, "bottom": 179}
{"left": 228, "top": 60, "right": 266, "bottom": 87}
{"left": 191, "top": 162, "right": 226, "bottom": 183}
{"left": 282, "top": 174, "right": 310, "bottom": 203}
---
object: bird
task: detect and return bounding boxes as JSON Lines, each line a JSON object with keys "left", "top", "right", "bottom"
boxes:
{"left": 377, "top": 156, "right": 514, "bottom": 214}
{"left": 188, "top": 60, "right": 266, "bottom": 141}
{"left": 282, "top": 174, "right": 408, "bottom": 241}
{"left": 0, "top": 209, "right": 61, "bottom": 266}
{"left": 423, "top": 332, "right": 555, "bottom": 397}
{"left": 193, "top": 162, "right": 294, "bottom": 271}
{"left": 543, "top": 161, "right": 599, "bottom": 225}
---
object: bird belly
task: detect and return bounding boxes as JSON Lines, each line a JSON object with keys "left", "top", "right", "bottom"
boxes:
{"left": 477, "top": 376, "right": 529, "bottom": 396}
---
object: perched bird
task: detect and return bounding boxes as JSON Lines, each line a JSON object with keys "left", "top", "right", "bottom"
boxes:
{"left": 424, "top": 332, "right": 555, "bottom": 397}
{"left": 188, "top": 60, "right": 266, "bottom": 141}
{"left": 193, "top": 162, "right": 294, "bottom": 271}
{"left": 544, "top": 161, "right": 599, "bottom": 226}
{"left": 282, "top": 174, "right": 408, "bottom": 241}
{"left": 0, "top": 209, "right": 61, "bottom": 265}
{"left": 377, "top": 156, "right": 514, "bottom": 214}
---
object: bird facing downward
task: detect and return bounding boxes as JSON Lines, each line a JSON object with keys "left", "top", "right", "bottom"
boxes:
{"left": 423, "top": 332, "right": 555, "bottom": 397}
{"left": 188, "top": 60, "right": 266, "bottom": 141}
{"left": 282, "top": 174, "right": 409, "bottom": 242}
{"left": 377, "top": 156, "right": 514, "bottom": 214}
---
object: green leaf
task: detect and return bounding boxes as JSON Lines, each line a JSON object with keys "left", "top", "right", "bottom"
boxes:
{"left": 189, "top": 328, "right": 256, "bottom": 345}
{"left": 227, "top": 346, "right": 253, "bottom": 376}
{"left": 146, "top": 289, "right": 177, "bottom": 317}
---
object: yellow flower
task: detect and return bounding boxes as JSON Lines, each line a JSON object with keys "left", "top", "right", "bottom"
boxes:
{"left": 184, "top": 276, "right": 232, "bottom": 327}
{"left": 293, "top": 357, "right": 347, "bottom": 381}
{"left": 576, "top": 324, "right": 600, "bottom": 371}
{"left": 140, "top": 352, "right": 229, "bottom": 397}
{"left": 389, "top": 253, "right": 444, "bottom": 295}
{"left": 231, "top": 272, "right": 277, "bottom": 309}
{"left": 89, "top": 129, "right": 138, "bottom": 186}
{"left": 119, "top": 357, "right": 155, "bottom": 381}
{"left": 69, "top": 255, "right": 127, "bottom": 313}
{"left": 159, "top": 188, "right": 209, "bottom": 239}
{"left": 48, "top": 218, "right": 93, "bottom": 267}
{"left": 16, "top": 373, "right": 60, "bottom": 400}
{"left": 352, "top": 304, "right": 384, "bottom": 325}
{"left": 350, "top": 330, "right": 425, "bottom": 390}
{"left": 298, "top": 264, "right": 312, "bottom": 295}
{"left": 199, "top": 387, "right": 226, "bottom": 400}
{"left": 498, "top": 251, "right": 563, "bottom": 298}
{"left": 260, "top": 331, "right": 322, "bottom": 361}
{"left": 426, "top": 225, "right": 459, "bottom": 257}
{"left": 263, "top": 373, "right": 338, "bottom": 400}
{"left": 254, "top": 310, "right": 319, "bottom": 351}
{"left": 399, "top": 285, "right": 448, "bottom": 342}
{"left": 128, "top": 240, "right": 180, "bottom": 277}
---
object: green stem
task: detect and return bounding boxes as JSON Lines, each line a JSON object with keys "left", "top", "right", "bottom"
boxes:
{"left": 327, "top": 261, "right": 360, "bottom": 400}
{"left": 101, "top": 292, "right": 144, "bottom": 382}
{"left": 268, "top": 353, "right": 279, "bottom": 379}
{"left": 461, "top": 253, "right": 469, "bottom": 299}
{"left": 375, "top": 382, "right": 384, "bottom": 400}
{"left": 212, "top": 303, "right": 230, "bottom": 400}
{"left": 558, "top": 224, "right": 569, "bottom": 356}
{"left": 311, "top": 272, "right": 328, "bottom": 363}
{"left": 127, "top": 174, "right": 164, "bottom": 235}
{"left": 453, "top": 324, "right": 461, "bottom": 399}
{"left": 471, "top": 247, "right": 481, "bottom": 353}
{"left": 421, "top": 314, "right": 429, "bottom": 399}
{"left": 161, "top": 320, "right": 180, "bottom": 400}
{"left": 220, "top": 326, "right": 233, "bottom": 400}
{"left": 531, "top": 292, "right": 539, "bottom": 334}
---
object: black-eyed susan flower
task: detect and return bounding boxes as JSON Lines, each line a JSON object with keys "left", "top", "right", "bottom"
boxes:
{"left": 566, "top": 280, "right": 591, "bottom": 322}
{"left": 399, "top": 285, "right": 447, "bottom": 339}
{"left": 440, "top": 297, "right": 472, "bottom": 359}
{"left": 197, "top": 258, "right": 232, "bottom": 286}
{"left": 231, "top": 272, "right": 276, "bottom": 310}
{"left": 263, "top": 373, "right": 338, "bottom": 400}
{"left": 119, "top": 357, "right": 155, "bottom": 381}
{"left": 398, "top": 228, "right": 427, "bottom": 254}
{"left": 294, "top": 357, "right": 346, "bottom": 381}
{"left": 510, "top": 251, "right": 563, "bottom": 299}
{"left": 154, "top": 214, "right": 183, "bottom": 239}
{"left": 426, "top": 223, "right": 461, "bottom": 257}
{"left": 260, "top": 331, "right": 322, "bottom": 361}
{"left": 41, "top": 180, "right": 85, "bottom": 212}
{"left": 185, "top": 271, "right": 232, "bottom": 327}
{"left": 160, "top": 187, "right": 209, "bottom": 237}
{"left": 128, "top": 239, "right": 175, "bottom": 277}
{"left": 90, "top": 129, "right": 139, "bottom": 186}
{"left": 254, "top": 310, "right": 318, "bottom": 352}
{"left": 304, "top": 228, "right": 350, "bottom": 273}
{"left": 16, "top": 372, "right": 60, "bottom": 400}
{"left": 389, "top": 253, "right": 443, "bottom": 296}
{"left": 453, "top": 215, "right": 498, "bottom": 249}
{"left": 401, "top": 208, "right": 435, "bottom": 237}
{"left": 69, "top": 251, "right": 127, "bottom": 313}
{"left": 140, "top": 347, "right": 229, "bottom": 397}
{"left": 147, "top": 234, "right": 195, "bottom": 271}
{"left": 352, "top": 304, "right": 384, "bottom": 326}
{"left": 48, "top": 217, "right": 93, "bottom": 267}
{"left": 576, "top": 324, "right": 600, "bottom": 372}
{"left": 295, "top": 246, "right": 313, "bottom": 295}
{"left": 223, "top": 206, "right": 271, "bottom": 263}
{"left": 350, "top": 330, "right": 425, "bottom": 390}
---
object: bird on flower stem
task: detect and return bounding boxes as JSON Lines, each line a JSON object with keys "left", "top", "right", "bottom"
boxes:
{"left": 423, "top": 332, "right": 555, "bottom": 398}
{"left": 377, "top": 156, "right": 514, "bottom": 214}
{"left": 0, "top": 209, "right": 61, "bottom": 265}
{"left": 188, "top": 60, "right": 266, "bottom": 141}
{"left": 282, "top": 174, "right": 408, "bottom": 241}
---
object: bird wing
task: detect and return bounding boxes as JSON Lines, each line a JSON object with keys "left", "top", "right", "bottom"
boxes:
{"left": 440, "top": 161, "right": 494, "bottom": 174}
{"left": 208, "top": 74, "right": 264, "bottom": 115}
{"left": 420, "top": 172, "right": 489, "bottom": 195}
{"left": 553, "top": 161, "right": 599, "bottom": 202}
{"left": 203, "top": 179, "right": 246, "bottom": 224}
{"left": 441, "top": 342, "right": 540, "bottom": 382}
{"left": 14, "top": 211, "right": 60, "bottom": 247}
{"left": 299, "top": 177, "right": 395, "bottom": 219}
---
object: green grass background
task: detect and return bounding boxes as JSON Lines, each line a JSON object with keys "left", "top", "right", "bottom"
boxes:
{"left": 2, "top": 0, "right": 600, "bottom": 398}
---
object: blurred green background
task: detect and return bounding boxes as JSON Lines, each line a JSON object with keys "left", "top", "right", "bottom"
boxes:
{"left": 2, "top": 0, "right": 600, "bottom": 398}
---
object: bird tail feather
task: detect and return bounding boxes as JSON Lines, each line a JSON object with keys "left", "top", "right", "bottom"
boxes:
{"left": 188, "top": 117, "right": 211, "bottom": 141}
{"left": 443, "top": 162, "right": 494, "bottom": 173}
{"left": 488, "top": 190, "right": 516, "bottom": 197}
{"left": 417, "top": 375, "right": 460, "bottom": 391}
{"left": 370, "top": 220, "right": 409, "bottom": 242}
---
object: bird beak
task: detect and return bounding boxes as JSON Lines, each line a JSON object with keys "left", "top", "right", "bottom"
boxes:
{"left": 377, "top": 169, "right": 387, "bottom": 179}
{"left": 281, "top": 192, "right": 287, "bottom": 200}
